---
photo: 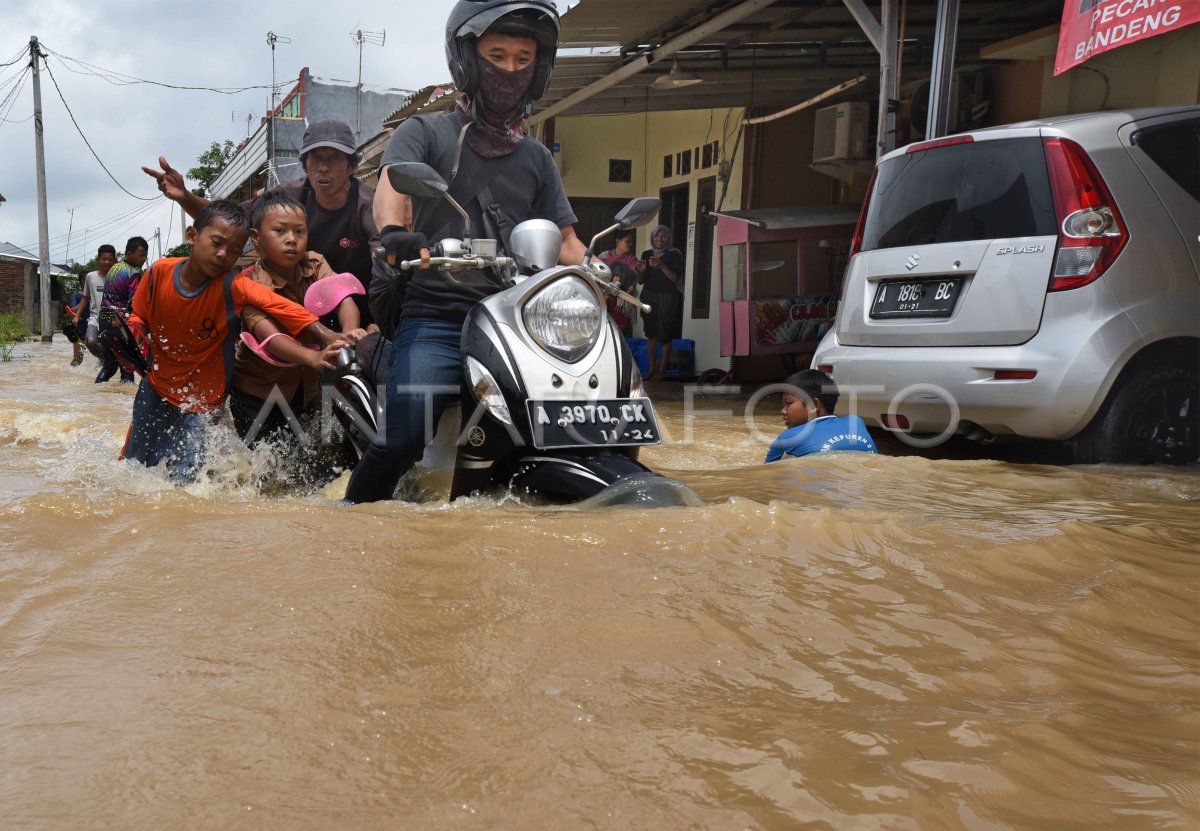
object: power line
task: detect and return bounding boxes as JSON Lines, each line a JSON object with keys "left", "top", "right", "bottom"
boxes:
{"left": 0, "top": 44, "right": 27, "bottom": 68}
{"left": 5, "top": 40, "right": 265, "bottom": 264}
{"left": 0, "top": 56, "right": 29, "bottom": 89}
{"left": 41, "top": 59, "right": 158, "bottom": 201}
{"left": 40, "top": 202, "right": 163, "bottom": 254}
{"left": 17, "top": 198, "right": 167, "bottom": 256}
{"left": 74, "top": 200, "right": 163, "bottom": 260}
{"left": 42, "top": 45, "right": 273, "bottom": 95}
{"left": 0, "top": 65, "right": 30, "bottom": 124}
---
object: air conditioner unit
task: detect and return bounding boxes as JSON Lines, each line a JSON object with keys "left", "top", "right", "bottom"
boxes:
{"left": 812, "top": 102, "right": 870, "bottom": 163}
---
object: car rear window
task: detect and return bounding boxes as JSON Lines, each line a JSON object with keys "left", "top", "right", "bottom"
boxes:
{"left": 860, "top": 137, "right": 1057, "bottom": 252}
{"left": 1132, "top": 119, "right": 1200, "bottom": 201}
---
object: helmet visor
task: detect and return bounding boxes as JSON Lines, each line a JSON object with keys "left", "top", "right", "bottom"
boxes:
{"left": 458, "top": 2, "right": 559, "bottom": 43}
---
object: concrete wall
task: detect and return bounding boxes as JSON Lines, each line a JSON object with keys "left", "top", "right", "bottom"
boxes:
{"left": 554, "top": 108, "right": 746, "bottom": 374}
{"left": 217, "top": 72, "right": 413, "bottom": 193}
{"left": 1040, "top": 26, "right": 1199, "bottom": 115}
{"left": 744, "top": 107, "right": 865, "bottom": 209}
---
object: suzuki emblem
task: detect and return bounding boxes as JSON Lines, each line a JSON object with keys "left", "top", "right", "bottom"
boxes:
{"left": 904, "top": 252, "right": 921, "bottom": 271}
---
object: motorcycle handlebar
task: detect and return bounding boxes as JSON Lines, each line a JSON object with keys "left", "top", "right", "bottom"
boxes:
{"left": 582, "top": 261, "right": 652, "bottom": 314}
{"left": 395, "top": 255, "right": 517, "bottom": 273}
{"left": 373, "top": 244, "right": 651, "bottom": 312}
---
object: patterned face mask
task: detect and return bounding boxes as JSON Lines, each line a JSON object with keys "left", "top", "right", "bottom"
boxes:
{"left": 476, "top": 58, "right": 535, "bottom": 118}
{"left": 456, "top": 60, "right": 536, "bottom": 159}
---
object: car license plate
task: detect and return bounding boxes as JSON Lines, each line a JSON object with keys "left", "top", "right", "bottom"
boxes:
{"left": 870, "top": 278, "right": 962, "bottom": 319}
{"left": 526, "top": 398, "right": 661, "bottom": 450}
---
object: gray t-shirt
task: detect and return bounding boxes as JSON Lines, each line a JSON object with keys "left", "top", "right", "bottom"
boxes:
{"left": 379, "top": 112, "right": 577, "bottom": 323}
{"left": 83, "top": 269, "right": 106, "bottom": 320}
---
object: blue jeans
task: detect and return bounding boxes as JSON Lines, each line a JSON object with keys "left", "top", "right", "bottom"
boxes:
{"left": 344, "top": 317, "right": 463, "bottom": 503}
{"left": 123, "top": 380, "right": 213, "bottom": 483}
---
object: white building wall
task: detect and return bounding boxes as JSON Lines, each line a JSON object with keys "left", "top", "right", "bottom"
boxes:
{"left": 554, "top": 107, "right": 746, "bottom": 374}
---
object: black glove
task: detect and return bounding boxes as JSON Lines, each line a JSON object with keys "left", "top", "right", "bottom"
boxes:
{"left": 379, "top": 225, "right": 429, "bottom": 267}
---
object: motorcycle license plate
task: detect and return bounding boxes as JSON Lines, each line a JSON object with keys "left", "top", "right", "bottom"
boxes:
{"left": 526, "top": 399, "right": 661, "bottom": 450}
{"left": 869, "top": 278, "right": 962, "bottom": 319}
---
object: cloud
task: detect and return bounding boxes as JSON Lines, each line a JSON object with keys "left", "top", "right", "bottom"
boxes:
{"left": 0, "top": 1, "right": 578, "bottom": 260}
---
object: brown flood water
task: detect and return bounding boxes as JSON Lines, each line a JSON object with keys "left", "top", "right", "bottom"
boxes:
{"left": 2, "top": 340, "right": 1197, "bottom": 830}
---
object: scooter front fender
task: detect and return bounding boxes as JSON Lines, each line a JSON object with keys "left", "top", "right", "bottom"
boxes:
{"left": 511, "top": 452, "right": 701, "bottom": 507}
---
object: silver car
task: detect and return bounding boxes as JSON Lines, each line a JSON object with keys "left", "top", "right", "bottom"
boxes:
{"left": 813, "top": 106, "right": 1199, "bottom": 464}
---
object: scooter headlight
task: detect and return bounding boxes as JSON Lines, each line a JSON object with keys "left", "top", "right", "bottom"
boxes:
{"left": 522, "top": 276, "right": 603, "bottom": 363}
{"left": 466, "top": 356, "right": 513, "bottom": 425}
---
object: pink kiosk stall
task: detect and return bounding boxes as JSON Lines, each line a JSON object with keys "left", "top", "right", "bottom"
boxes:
{"left": 714, "top": 206, "right": 859, "bottom": 377}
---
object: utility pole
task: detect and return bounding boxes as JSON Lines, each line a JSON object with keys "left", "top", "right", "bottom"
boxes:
{"left": 266, "top": 31, "right": 291, "bottom": 188}
{"left": 350, "top": 29, "right": 386, "bottom": 144}
{"left": 65, "top": 205, "right": 79, "bottom": 264}
{"left": 29, "top": 36, "right": 52, "bottom": 342}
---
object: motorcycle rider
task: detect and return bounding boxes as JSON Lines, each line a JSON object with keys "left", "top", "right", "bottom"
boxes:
{"left": 346, "top": 0, "right": 589, "bottom": 503}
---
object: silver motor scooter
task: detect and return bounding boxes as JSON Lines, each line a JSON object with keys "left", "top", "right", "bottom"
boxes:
{"left": 329, "top": 164, "right": 699, "bottom": 507}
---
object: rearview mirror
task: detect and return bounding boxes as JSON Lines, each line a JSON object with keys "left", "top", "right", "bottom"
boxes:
{"left": 386, "top": 163, "right": 449, "bottom": 198}
{"left": 613, "top": 197, "right": 662, "bottom": 229}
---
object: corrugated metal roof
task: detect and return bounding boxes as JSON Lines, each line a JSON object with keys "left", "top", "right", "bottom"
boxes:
{"left": 559, "top": 0, "right": 709, "bottom": 49}
{"left": 374, "top": 0, "right": 1061, "bottom": 135}
{"left": 537, "top": 0, "right": 1062, "bottom": 120}
{"left": 380, "top": 83, "right": 459, "bottom": 128}
{"left": 0, "top": 243, "right": 69, "bottom": 274}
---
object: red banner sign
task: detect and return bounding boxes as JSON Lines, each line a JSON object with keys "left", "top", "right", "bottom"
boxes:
{"left": 1055, "top": 0, "right": 1198, "bottom": 75}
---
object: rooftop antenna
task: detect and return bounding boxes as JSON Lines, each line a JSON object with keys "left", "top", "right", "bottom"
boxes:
{"left": 266, "top": 31, "right": 291, "bottom": 187}
{"left": 232, "top": 110, "right": 255, "bottom": 139}
{"left": 350, "top": 28, "right": 386, "bottom": 143}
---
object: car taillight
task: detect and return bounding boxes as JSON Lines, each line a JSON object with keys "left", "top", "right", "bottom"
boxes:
{"left": 1044, "top": 137, "right": 1128, "bottom": 292}
{"left": 834, "top": 169, "right": 879, "bottom": 319}
{"left": 847, "top": 169, "right": 877, "bottom": 259}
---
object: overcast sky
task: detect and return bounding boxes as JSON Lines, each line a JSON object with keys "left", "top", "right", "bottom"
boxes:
{"left": 0, "top": 0, "right": 574, "bottom": 265}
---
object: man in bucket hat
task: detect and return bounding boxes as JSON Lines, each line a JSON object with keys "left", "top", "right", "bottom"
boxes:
{"left": 143, "top": 118, "right": 379, "bottom": 326}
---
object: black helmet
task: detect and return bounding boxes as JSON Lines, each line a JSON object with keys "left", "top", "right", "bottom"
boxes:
{"left": 445, "top": 0, "right": 559, "bottom": 107}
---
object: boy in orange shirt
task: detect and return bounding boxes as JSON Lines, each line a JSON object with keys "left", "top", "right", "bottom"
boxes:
{"left": 121, "top": 200, "right": 352, "bottom": 482}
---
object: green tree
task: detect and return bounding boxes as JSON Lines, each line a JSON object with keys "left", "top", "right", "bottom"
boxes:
{"left": 187, "top": 140, "right": 236, "bottom": 197}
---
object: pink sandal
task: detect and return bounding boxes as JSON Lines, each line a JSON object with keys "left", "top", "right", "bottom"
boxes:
{"left": 240, "top": 331, "right": 301, "bottom": 367}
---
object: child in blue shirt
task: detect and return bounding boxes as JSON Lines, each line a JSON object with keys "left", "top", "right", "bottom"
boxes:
{"left": 765, "top": 369, "right": 878, "bottom": 462}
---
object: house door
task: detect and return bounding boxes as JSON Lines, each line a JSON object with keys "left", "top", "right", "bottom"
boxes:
{"left": 656, "top": 184, "right": 690, "bottom": 327}
{"left": 571, "top": 197, "right": 635, "bottom": 249}
{"left": 657, "top": 184, "right": 689, "bottom": 256}
{"left": 691, "top": 177, "right": 716, "bottom": 318}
